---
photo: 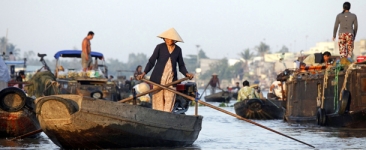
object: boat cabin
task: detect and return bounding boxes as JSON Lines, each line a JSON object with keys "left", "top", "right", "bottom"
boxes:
{"left": 54, "top": 50, "right": 117, "bottom": 101}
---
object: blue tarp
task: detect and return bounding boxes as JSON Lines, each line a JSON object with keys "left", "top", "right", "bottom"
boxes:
{"left": 54, "top": 50, "right": 104, "bottom": 60}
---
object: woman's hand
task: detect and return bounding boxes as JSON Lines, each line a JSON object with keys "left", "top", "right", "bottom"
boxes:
{"left": 136, "top": 72, "right": 146, "bottom": 80}
{"left": 186, "top": 73, "right": 194, "bottom": 80}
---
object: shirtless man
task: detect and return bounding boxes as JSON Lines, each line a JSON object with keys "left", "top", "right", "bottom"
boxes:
{"left": 82, "top": 31, "right": 94, "bottom": 71}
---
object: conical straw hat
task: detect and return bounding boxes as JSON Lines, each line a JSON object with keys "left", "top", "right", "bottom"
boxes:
{"left": 157, "top": 28, "right": 184, "bottom": 42}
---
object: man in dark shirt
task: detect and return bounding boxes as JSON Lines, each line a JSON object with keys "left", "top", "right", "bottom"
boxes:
{"left": 209, "top": 73, "right": 220, "bottom": 94}
{"left": 233, "top": 82, "right": 240, "bottom": 90}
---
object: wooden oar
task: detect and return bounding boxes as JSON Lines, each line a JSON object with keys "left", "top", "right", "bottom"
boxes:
{"left": 198, "top": 83, "right": 210, "bottom": 99}
{"left": 265, "top": 99, "right": 286, "bottom": 110}
{"left": 8, "top": 129, "right": 43, "bottom": 141}
{"left": 142, "top": 79, "right": 315, "bottom": 148}
{"left": 118, "top": 77, "right": 189, "bottom": 103}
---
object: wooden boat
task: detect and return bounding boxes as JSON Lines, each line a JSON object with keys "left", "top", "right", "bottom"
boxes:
{"left": 35, "top": 95, "right": 203, "bottom": 149}
{"left": 284, "top": 61, "right": 366, "bottom": 127}
{"left": 0, "top": 87, "right": 40, "bottom": 137}
{"left": 204, "top": 91, "right": 232, "bottom": 102}
{"left": 234, "top": 98, "right": 285, "bottom": 119}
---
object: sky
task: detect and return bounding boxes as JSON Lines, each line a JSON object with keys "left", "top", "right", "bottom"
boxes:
{"left": 0, "top": 0, "right": 365, "bottom": 62}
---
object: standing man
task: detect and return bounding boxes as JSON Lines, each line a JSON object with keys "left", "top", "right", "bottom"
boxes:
{"left": 8, "top": 52, "right": 15, "bottom": 61}
{"left": 82, "top": 31, "right": 94, "bottom": 71}
{"left": 208, "top": 73, "right": 220, "bottom": 94}
{"left": 0, "top": 57, "right": 10, "bottom": 90}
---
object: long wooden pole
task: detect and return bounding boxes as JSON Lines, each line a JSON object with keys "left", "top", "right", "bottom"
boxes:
{"left": 9, "top": 129, "right": 43, "bottom": 141}
{"left": 198, "top": 82, "right": 210, "bottom": 99}
{"left": 118, "top": 77, "right": 189, "bottom": 103}
{"left": 142, "top": 79, "right": 315, "bottom": 148}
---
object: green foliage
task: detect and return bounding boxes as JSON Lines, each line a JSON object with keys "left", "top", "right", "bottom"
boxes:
{"left": 240, "top": 48, "right": 254, "bottom": 61}
{"left": 277, "top": 45, "right": 289, "bottom": 53}
{"left": 219, "top": 102, "right": 232, "bottom": 107}
{"left": 198, "top": 49, "right": 209, "bottom": 59}
{"left": 189, "top": 101, "right": 205, "bottom": 106}
{"left": 183, "top": 49, "right": 209, "bottom": 73}
{"left": 255, "top": 42, "right": 270, "bottom": 56}
{"left": 0, "top": 37, "right": 21, "bottom": 58}
{"left": 200, "top": 58, "right": 242, "bottom": 81}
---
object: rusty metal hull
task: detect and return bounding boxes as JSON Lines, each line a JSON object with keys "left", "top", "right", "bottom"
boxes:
{"left": 285, "top": 64, "right": 366, "bottom": 128}
{"left": 0, "top": 109, "right": 40, "bottom": 137}
{"left": 234, "top": 99, "right": 285, "bottom": 119}
{"left": 35, "top": 95, "right": 202, "bottom": 149}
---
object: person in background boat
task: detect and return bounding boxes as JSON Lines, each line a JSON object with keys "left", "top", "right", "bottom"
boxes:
{"left": 208, "top": 73, "right": 220, "bottom": 94}
{"left": 0, "top": 57, "right": 10, "bottom": 90}
{"left": 268, "top": 81, "right": 286, "bottom": 100}
{"left": 134, "top": 65, "right": 144, "bottom": 84}
{"left": 108, "top": 75, "right": 114, "bottom": 82}
{"left": 2, "top": 52, "right": 9, "bottom": 60}
{"left": 251, "top": 84, "right": 264, "bottom": 99}
{"left": 82, "top": 31, "right": 94, "bottom": 72}
{"left": 237, "top": 80, "right": 259, "bottom": 101}
{"left": 333, "top": 2, "right": 358, "bottom": 58}
{"left": 233, "top": 82, "right": 240, "bottom": 90}
{"left": 137, "top": 28, "right": 194, "bottom": 112}
{"left": 13, "top": 70, "right": 25, "bottom": 89}
{"left": 303, "top": 51, "right": 332, "bottom": 66}
{"left": 8, "top": 52, "right": 15, "bottom": 61}
{"left": 134, "top": 65, "right": 143, "bottom": 79}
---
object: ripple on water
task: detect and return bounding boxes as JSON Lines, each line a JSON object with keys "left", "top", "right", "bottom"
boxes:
{"left": 3, "top": 102, "right": 366, "bottom": 149}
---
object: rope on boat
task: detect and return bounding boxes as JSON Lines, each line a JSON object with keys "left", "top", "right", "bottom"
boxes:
{"left": 339, "top": 63, "right": 355, "bottom": 100}
{"left": 320, "top": 67, "right": 330, "bottom": 108}
{"left": 334, "top": 65, "right": 341, "bottom": 110}
{"left": 316, "top": 84, "right": 321, "bottom": 107}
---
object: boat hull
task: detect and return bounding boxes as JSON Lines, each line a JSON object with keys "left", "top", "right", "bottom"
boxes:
{"left": 36, "top": 95, "right": 202, "bottom": 149}
{"left": 234, "top": 99, "right": 285, "bottom": 119}
{"left": 0, "top": 109, "right": 40, "bottom": 138}
{"left": 285, "top": 64, "right": 366, "bottom": 127}
{"left": 204, "top": 91, "right": 232, "bottom": 102}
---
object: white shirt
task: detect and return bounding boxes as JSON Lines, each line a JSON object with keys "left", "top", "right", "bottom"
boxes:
{"left": 8, "top": 54, "right": 16, "bottom": 61}
{"left": 270, "top": 81, "right": 286, "bottom": 100}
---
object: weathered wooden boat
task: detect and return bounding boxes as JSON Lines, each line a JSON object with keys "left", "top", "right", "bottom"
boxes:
{"left": 0, "top": 87, "right": 40, "bottom": 137}
{"left": 234, "top": 98, "right": 285, "bottom": 119}
{"left": 35, "top": 95, "right": 203, "bottom": 149}
{"left": 204, "top": 91, "right": 232, "bottom": 102}
{"left": 284, "top": 61, "right": 366, "bottom": 127}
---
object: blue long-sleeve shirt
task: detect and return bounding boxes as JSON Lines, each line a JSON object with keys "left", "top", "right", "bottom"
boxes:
{"left": 143, "top": 43, "right": 189, "bottom": 84}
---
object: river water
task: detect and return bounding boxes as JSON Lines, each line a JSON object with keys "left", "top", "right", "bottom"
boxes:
{"left": 2, "top": 90, "right": 366, "bottom": 149}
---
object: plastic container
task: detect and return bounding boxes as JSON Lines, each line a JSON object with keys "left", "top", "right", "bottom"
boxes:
{"left": 89, "top": 70, "right": 95, "bottom": 78}
{"left": 357, "top": 56, "right": 366, "bottom": 63}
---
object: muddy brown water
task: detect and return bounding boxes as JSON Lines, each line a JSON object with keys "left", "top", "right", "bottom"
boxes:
{"left": 2, "top": 91, "right": 366, "bottom": 149}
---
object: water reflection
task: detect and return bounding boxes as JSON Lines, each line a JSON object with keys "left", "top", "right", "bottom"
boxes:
{"left": 2, "top": 92, "right": 366, "bottom": 149}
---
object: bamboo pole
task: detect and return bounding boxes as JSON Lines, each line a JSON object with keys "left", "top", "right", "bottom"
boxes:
{"left": 142, "top": 79, "right": 315, "bottom": 148}
{"left": 9, "top": 129, "right": 43, "bottom": 141}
